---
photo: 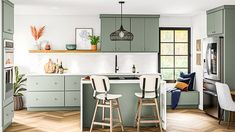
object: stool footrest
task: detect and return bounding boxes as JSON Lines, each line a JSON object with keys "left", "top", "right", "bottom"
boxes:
{"left": 94, "top": 122, "right": 110, "bottom": 126}
{"left": 140, "top": 120, "right": 160, "bottom": 124}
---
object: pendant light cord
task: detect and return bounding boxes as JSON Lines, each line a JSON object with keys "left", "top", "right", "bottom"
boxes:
{"left": 121, "top": 2, "right": 123, "bottom": 26}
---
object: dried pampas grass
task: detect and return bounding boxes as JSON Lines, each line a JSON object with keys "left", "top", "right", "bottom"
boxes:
{"left": 30, "top": 26, "right": 45, "bottom": 41}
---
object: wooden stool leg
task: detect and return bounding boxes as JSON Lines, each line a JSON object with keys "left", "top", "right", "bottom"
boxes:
{"left": 134, "top": 98, "right": 140, "bottom": 127}
{"left": 228, "top": 111, "right": 232, "bottom": 129}
{"left": 154, "top": 98, "right": 163, "bottom": 132}
{"left": 152, "top": 99, "right": 158, "bottom": 128}
{"left": 137, "top": 98, "right": 143, "bottom": 132}
{"left": 90, "top": 100, "right": 99, "bottom": 132}
{"left": 116, "top": 99, "right": 124, "bottom": 131}
{"left": 110, "top": 100, "right": 113, "bottom": 132}
{"left": 102, "top": 100, "right": 105, "bottom": 129}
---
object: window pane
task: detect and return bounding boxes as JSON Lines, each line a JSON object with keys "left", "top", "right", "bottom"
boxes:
{"left": 161, "top": 69, "right": 174, "bottom": 80}
{"left": 161, "top": 43, "right": 173, "bottom": 55}
{"left": 175, "top": 30, "right": 188, "bottom": 42}
{"left": 161, "top": 56, "right": 174, "bottom": 68}
{"left": 175, "top": 56, "right": 188, "bottom": 67}
{"left": 175, "top": 43, "right": 188, "bottom": 55}
{"left": 175, "top": 69, "right": 188, "bottom": 79}
{"left": 161, "top": 30, "right": 174, "bottom": 42}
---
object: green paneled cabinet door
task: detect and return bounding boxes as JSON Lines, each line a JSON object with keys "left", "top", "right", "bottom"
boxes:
{"left": 144, "top": 18, "right": 159, "bottom": 52}
{"left": 3, "top": 0, "right": 14, "bottom": 34}
{"left": 101, "top": 18, "right": 116, "bottom": 52}
{"left": 130, "top": 18, "right": 145, "bottom": 51}
{"left": 115, "top": 18, "right": 131, "bottom": 51}
{"left": 207, "top": 9, "right": 224, "bottom": 36}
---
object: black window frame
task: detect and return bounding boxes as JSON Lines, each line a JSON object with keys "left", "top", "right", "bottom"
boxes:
{"left": 158, "top": 27, "right": 191, "bottom": 83}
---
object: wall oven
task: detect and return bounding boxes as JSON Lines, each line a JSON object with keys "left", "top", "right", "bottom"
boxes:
{"left": 3, "top": 39, "right": 14, "bottom": 101}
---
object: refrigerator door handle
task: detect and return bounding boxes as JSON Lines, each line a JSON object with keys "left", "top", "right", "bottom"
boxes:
{"left": 206, "top": 44, "right": 210, "bottom": 75}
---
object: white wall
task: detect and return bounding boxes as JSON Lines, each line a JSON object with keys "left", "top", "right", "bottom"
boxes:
{"left": 14, "top": 15, "right": 159, "bottom": 74}
{"left": 192, "top": 12, "right": 207, "bottom": 110}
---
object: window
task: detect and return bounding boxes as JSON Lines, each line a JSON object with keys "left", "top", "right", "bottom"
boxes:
{"left": 159, "top": 28, "right": 191, "bottom": 82}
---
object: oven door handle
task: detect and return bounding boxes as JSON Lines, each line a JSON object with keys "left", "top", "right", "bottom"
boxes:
{"left": 203, "top": 90, "right": 217, "bottom": 97}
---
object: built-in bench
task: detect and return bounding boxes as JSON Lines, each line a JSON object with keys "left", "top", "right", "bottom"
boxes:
{"left": 166, "top": 91, "right": 200, "bottom": 108}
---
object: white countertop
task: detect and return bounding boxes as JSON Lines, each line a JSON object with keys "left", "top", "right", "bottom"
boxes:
{"left": 81, "top": 79, "right": 140, "bottom": 84}
{"left": 27, "top": 72, "right": 160, "bottom": 76}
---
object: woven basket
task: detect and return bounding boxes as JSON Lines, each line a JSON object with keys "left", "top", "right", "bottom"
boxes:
{"left": 14, "top": 96, "right": 24, "bottom": 111}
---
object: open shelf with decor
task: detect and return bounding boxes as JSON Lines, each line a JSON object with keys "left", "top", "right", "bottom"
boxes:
{"left": 28, "top": 50, "right": 99, "bottom": 53}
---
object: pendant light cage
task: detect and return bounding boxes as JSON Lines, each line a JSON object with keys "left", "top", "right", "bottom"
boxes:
{"left": 110, "top": 1, "right": 134, "bottom": 41}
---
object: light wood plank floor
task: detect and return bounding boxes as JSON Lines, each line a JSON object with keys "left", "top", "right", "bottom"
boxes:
{"left": 5, "top": 109, "right": 235, "bottom": 132}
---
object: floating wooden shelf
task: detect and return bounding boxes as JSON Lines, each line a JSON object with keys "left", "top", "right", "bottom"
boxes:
{"left": 28, "top": 50, "right": 99, "bottom": 53}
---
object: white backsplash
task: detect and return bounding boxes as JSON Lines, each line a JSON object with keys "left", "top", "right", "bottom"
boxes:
{"left": 16, "top": 53, "right": 158, "bottom": 75}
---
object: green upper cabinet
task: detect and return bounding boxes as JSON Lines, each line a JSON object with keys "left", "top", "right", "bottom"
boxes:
{"left": 3, "top": 0, "right": 14, "bottom": 34}
{"left": 144, "top": 18, "right": 159, "bottom": 52}
{"left": 115, "top": 18, "right": 131, "bottom": 52}
{"left": 100, "top": 14, "right": 160, "bottom": 52}
{"left": 207, "top": 9, "right": 224, "bottom": 36}
{"left": 101, "top": 18, "right": 116, "bottom": 52}
{"left": 130, "top": 18, "right": 145, "bottom": 51}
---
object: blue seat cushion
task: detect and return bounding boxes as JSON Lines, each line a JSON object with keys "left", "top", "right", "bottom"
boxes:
{"left": 180, "top": 72, "right": 196, "bottom": 91}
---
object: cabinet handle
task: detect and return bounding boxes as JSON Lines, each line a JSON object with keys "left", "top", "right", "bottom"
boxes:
{"left": 35, "top": 98, "right": 39, "bottom": 101}
{"left": 6, "top": 114, "right": 8, "bottom": 116}
{"left": 54, "top": 98, "right": 58, "bottom": 100}
{"left": 74, "top": 98, "right": 77, "bottom": 100}
{"left": 73, "top": 82, "right": 77, "bottom": 85}
{"left": 35, "top": 82, "right": 38, "bottom": 85}
{"left": 8, "top": 29, "right": 11, "bottom": 31}
{"left": 54, "top": 82, "right": 58, "bottom": 85}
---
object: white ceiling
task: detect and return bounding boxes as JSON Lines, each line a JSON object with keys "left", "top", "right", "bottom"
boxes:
{"left": 11, "top": 0, "right": 235, "bottom": 16}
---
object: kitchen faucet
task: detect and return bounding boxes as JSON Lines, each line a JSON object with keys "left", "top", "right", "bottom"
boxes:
{"left": 115, "top": 55, "right": 119, "bottom": 73}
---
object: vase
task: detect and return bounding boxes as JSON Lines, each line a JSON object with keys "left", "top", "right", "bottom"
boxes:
{"left": 35, "top": 41, "right": 41, "bottom": 50}
{"left": 91, "top": 45, "right": 97, "bottom": 51}
{"left": 14, "top": 95, "right": 24, "bottom": 111}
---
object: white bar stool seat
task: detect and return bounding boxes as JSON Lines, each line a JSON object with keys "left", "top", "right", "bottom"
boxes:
{"left": 89, "top": 75, "right": 124, "bottom": 132}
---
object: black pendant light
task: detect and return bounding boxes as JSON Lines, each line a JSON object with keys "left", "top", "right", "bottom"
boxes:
{"left": 110, "top": 1, "right": 134, "bottom": 41}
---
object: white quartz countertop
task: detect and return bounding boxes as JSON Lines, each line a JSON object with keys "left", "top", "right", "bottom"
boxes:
{"left": 27, "top": 72, "right": 160, "bottom": 76}
{"left": 81, "top": 79, "right": 140, "bottom": 84}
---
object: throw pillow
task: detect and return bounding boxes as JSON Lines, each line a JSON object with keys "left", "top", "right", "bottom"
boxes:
{"left": 175, "top": 82, "right": 189, "bottom": 91}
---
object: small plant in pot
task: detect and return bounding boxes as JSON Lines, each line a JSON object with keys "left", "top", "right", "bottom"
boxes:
{"left": 13, "top": 66, "right": 27, "bottom": 111}
{"left": 89, "top": 35, "right": 99, "bottom": 51}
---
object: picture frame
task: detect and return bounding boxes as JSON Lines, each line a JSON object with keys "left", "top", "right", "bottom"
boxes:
{"left": 196, "top": 53, "right": 201, "bottom": 65}
{"left": 75, "top": 28, "right": 93, "bottom": 50}
{"left": 196, "top": 39, "right": 201, "bottom": 52}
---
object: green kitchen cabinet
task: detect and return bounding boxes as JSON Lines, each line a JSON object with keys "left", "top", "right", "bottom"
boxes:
{"left": 207, "top": 9, "right": 224, "bottom": 36}
{"left": 65, "top": 76, "right": 81, "bottom": 91}
{"left": 130, "top": 18, "right": 145, "bottom": 51}
{"left": 3, "top": 0, "right": 14, "bottom": 34}
{"left": 115, "top": 18, "right": 131, "bottom": 51}
{"left": 65, "top": 91, "right": 80, "bottom": 107}
{"left": 3, "top": 102, "right": 14, "bottom": 127}
{"left": 100, "top": 14, "right": 160, "bottom": 52}
{"left": 101, "top": 18, "right": 116, "bottom": 52}
{"left": 144, "top": 18, "right": 159, "bottom": 52}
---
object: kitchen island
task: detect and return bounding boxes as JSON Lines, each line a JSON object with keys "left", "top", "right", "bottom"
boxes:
{"left": 80, "top": 78, "right": 167, "bottom": 131}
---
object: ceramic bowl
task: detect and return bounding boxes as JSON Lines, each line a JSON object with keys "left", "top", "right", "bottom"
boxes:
{"left": 66, "top": 44, "right": 77, "bottom": 50}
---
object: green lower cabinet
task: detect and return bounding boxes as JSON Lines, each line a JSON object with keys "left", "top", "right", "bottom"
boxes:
{"left": 3, "top": 102, "right": 14, "bottom": 127}
{"left": 65, "top": 91, "right": 80, "bottom": 107}
{"left": 27, "top": 92, "right": 65, "bottom": 107}
{"left": 65, "top": 76, "right": 81, "bottom": 91}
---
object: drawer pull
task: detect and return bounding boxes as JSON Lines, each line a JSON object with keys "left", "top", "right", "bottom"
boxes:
{"left": 73, "top": 82, "right": 77, "bottom": 85}
{"left": 35, "top": 98, "right": 39, "bottom": 101}
{"left": 74, "top": 98, "right": 77, "bottom": 100}
{"left": 35, "top": 82, "right": 38, "bottom": 85}
{"left": 54, "top": 98, "right": 58, "bottom": 100}
{"left": 6, "top": 114, "right": 9, "bottom": 116}
{"left": 54, "top": 82, "right": 58, "bottom": 85}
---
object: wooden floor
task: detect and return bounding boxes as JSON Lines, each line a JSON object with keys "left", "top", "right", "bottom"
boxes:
{"left": 5, "top": 109, "right": 235, "bottom": 132}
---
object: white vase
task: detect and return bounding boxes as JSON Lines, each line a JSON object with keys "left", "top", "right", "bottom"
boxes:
{"left": 34, "top": 41, "right": 41, "bottom": 50}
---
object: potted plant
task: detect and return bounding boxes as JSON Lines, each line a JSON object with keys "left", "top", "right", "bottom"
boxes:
{"left": 13, "top": 66, "right": 27, "bottom": 111}
{"left": 89, "top": 35, "right": 99, "bottom": 51}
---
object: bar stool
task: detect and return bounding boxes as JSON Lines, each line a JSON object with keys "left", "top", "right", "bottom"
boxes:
{"left": 134, "top": 75, "right": 163, "bottom": 132}
{"left": 90, "top": 75, "right": 124, "bottom": 132}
